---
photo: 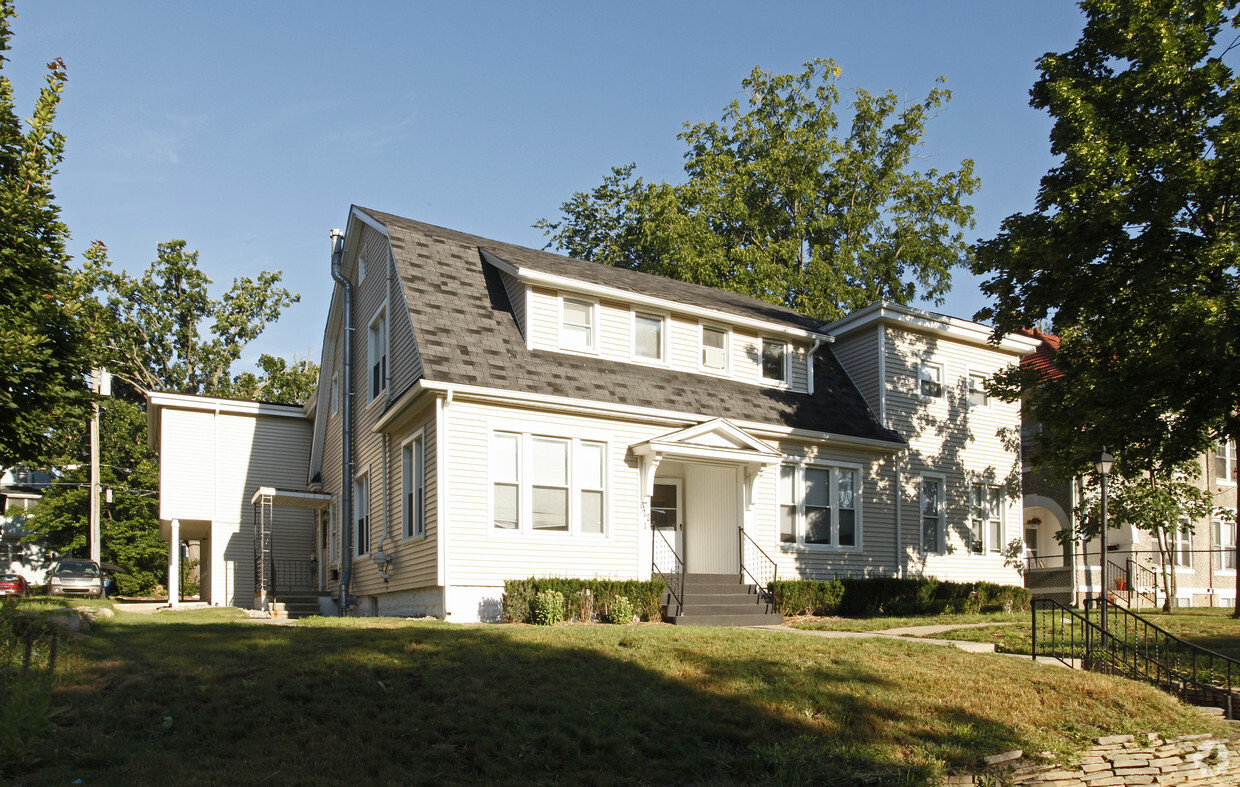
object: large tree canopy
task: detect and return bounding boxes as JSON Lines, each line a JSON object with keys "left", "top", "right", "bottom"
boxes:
{"left": 975, "top": 0, "right": 1240, "bottom": 475}
{"left": 0, "top": 1, "right": 91, "bottom": 467}
{"left": 537, "top": 59, "right": 980, "bottom": 323}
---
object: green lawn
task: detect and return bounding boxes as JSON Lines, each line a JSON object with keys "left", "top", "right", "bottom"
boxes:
{"left": 2, "top": 601, "right": 1230, "bottom": 786}
{"left": 787, "top": 612, "right": 1027, "bottom": 633}
{"left": 914, "top": 607, "right": 1240, "bottom": 660}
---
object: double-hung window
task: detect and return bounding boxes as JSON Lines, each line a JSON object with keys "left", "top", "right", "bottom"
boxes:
{"left": 761, "top": 340, "right": 787, "bottom": 383}
{"left": 354, "top": 474, "right": 370, "bottom": 556}
{"left": 492, "top": 432, "right": 606, "bottom": 535}
{"left": 969, "top": 484, "right": 1002, "bottom": 554}
{"left": 967, "top": 372, "right": 990, "bottom": 408}
{"left": 402, "top": 434, "right": 425, "bottom": 538}
{"left": 633, "top": 313, "right": 664, "bottom": 361}
{"left": 1175, "top": 523, "right": 1192, "bottom": 568}
{"left": 1215, "top": 517, "right": 1236, "bottom": 571}
{"left": 918, "top": 361, "right": 944, "bottom": 400}
{"left": 921, "top": 476, "right": 944, "bottom": 553}
{"left": 701, "top": 326, "right": 728, "bottom": 371}
{"left": 779, "top": 463, "right": 858, "bottom": 548}
{"left": 1217, "top": 440, "right": 1237, "bottom": 485}
{"left": 561, "top": 298, "right": 595, "bottom": 352}
{"left": 368, "top": 310, "right": 387, "bottom": 401}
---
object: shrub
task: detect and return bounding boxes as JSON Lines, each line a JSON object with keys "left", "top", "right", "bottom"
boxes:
{"left": 607, "top": 596, "right": 635, "bottom": 624}
{"left": 771, "top": 577, "right": 1030, "bottom": 617}
{"left": 501, "top": 578, "right": 667, "bottom": 623}
{"left": 531, "top": 590, "right": 566, "bottom": 626}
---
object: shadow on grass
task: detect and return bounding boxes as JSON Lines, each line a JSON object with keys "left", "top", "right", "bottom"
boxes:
{"left": 24, "top": 620, "right": 1123, "bottom": 785}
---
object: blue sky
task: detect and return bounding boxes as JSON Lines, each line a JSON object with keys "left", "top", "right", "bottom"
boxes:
{"left": 10, "top": 1, "right": 1088, "bottom": 372}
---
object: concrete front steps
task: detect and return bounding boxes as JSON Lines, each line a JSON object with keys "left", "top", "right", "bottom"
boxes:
{"left": 664, "top": 573, "right": 784, "bottom": 627}
{"left": 268, "top": 591, "right": 330, "bottom": 620}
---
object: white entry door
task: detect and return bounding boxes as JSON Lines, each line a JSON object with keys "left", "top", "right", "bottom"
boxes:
{"left": 651, "top": 481, "right": 683, "bottom": 559}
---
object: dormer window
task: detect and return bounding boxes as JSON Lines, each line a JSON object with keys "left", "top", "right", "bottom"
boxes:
{"left": 701, "top": 326, "right": 727, "bottom": 371}
{"left": 761, "top": 340, "right": 787, "bottom": 383}
{"left": 561, "top": 298, "right": 595, "bottom": 352}
{"left": 633, "top": 313, "right": 664, "bottom": 361}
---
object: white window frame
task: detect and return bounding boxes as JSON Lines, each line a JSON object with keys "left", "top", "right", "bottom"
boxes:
{"left": 367, "top": 307, "right": 387, "bottom": 402}
{"left": 1216, "top": 440, "right": 1237, "bottom": 486}
{"left": 354, "top": 471, "right": 370, "bottom": 556}
{"left": 559, "top": 296, "right": 597, "bottom": 353}
{"left": 489, "top": 430, "right": 609, "bottom": 537}
{"left": 356, "top": 255, "right": 367, "bottom": 284}
{"left": 329, "top": 497, "right": 339, "bottom": 564}
{"left": 777, "top": 461, "right": 862, "bottom": 550}
{"left": 631, "top": 311, "right": 667, "bottom": 364}
{"left": 969, "top": 483, "right": 1003, "bottom": 555}
{"left": 700, "top": 324, "right": 730, "bottom": 374}
{"left": 1175, "top": 521, "right": 1192, "bottom": 568}
{"left": 402, "top": 430, "right": 426, "bottom": 539}
{"left": 966, "top": 369, "right": 991, "bottom": 410}
{"left": 760, "top": 339, "right": 789, "bottom": 385}
{"left": 1214, "top": 516, "right": 1236, "bottom": 573}
{"left": 920, "top": 475, "right": 945, "bottom": 553}
{"left": 918, "top": 359, "right": 944, "bottom": 402}
{"left": 330, "top": 371, "right": 340, "bottom": 415}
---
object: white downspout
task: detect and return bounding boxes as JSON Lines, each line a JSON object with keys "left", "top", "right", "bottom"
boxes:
{"left": 807, "top": 339, "right": 821, "bottom": 395}
{"left": 169, "top": 518, "right": 181, "bottom": 608}
{"left": 439, "top": 389, "right": 453, "bottom": 618}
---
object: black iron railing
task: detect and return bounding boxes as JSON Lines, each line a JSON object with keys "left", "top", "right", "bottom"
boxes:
{"left": 652, "top": 528, "right": 684, "bottom": 617}
{"left": 739, "top": 526, "right": 777, "bottom": 605}
{"left": 270, "top": 559, "right": 316, "bottom": 592}
{"left": 1032, "top": 598, "right": 1240, "bottom": 719}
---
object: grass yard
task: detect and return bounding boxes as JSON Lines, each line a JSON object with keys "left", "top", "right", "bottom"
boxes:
{"left": 899, "top": 607, "right": 1240, "bottom": 660}
{"left": 3, "top": 601, "right": 1231, "bottom": 786}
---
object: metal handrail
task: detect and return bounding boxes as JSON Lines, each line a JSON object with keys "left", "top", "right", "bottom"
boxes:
{"left": 738, "top": 526, "right": 778, "bottom": 605}
{"left": 652, "top": 528, "right": 684, "bottom": 617}
{"left": 1032, "top": 598, "right": 1239, "bottom": 719}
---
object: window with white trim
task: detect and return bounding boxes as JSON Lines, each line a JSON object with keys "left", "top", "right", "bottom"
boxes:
{"left": 1174, "top": 522, "right": 1192, "bottom": 568}
{"left": 368, "top": 310, "right": 387, "bottom": 401}
{"left": 778, "top": 463, "right": 858, "bottom": 548}
{"left": 402, "top": 434, "right": 425, "bottom": 538}
{"left": 491, "top": 431, "right": 606, "bottom": 535}
{"left": 1216, "top": 440, "right": 1236, "bottom": 485}
{"left": 761, "top": 340, "right": 787, "bottom": 383}
{"left": 1214, "top": 517, "right": 1236, "bottom": 571}
{"left": 354, "top": 473, "right": 370, "bottom": 556}
{"left": 329, "top": 498, "right": 339, "bottom": 564}
{"left": 561, "top": 298, "right": 595, "bottom": 352}
{"left": 701, "top": 326, "right": 728, "bottom": 371}
{"left": 969, "top": 484, "right": 1002, "bottom": 554}
{"left": 918, "top": 361, "right": 944, "bottom": 400}
{"left": 967, "top": 372, "right": 990, "bottom": 408}
{"left": 633, "top": 313, "right": 663, "bottom": 361}
{"left": 357, "top": 256, "right": 367, "bottom": 283}
{"left": 921, "top": 476, "right": 944, "bottom": 552}
{"left": 330, "top": 371, "right": 340, "bottom": 415}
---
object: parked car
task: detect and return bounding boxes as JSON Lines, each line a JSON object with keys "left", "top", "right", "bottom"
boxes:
{"left": 47, "top": 560, "right": 105, "bottom": 598}
{"left": 0, "top": 573, "right": 31, "bottom": 597}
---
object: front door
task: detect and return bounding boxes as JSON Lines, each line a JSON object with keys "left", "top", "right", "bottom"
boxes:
{"left": 651, "top": 480, "right": 683, "bottom": 560}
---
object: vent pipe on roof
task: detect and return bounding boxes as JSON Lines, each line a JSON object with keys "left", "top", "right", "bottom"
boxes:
{"left": 330, "top": 227, "right": 354, "bottom": 616}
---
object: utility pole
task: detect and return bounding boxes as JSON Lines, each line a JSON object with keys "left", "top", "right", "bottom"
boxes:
{"left": 89, "top": 369, "right": 112, "bottom": 565}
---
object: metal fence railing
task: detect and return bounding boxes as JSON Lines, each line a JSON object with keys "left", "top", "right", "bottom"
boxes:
{"left": 1025, "top": 548, "right": 1239, "bottom": 607}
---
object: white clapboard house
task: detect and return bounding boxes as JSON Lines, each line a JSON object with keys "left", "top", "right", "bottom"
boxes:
{"left": 148, "top": 206, "right": 1038, "bottom": 622}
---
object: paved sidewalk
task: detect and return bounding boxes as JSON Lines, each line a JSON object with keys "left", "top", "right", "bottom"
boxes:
{"left": 757, "top": 621, "right": 1021, "bottom": 655}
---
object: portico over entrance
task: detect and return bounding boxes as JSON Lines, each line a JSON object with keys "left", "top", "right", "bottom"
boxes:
{"left": 632, "top": 419, "right": 782, "bottom": 575}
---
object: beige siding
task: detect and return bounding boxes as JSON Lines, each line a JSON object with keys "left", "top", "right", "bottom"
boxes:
{"left": 883, "top": 325, "right": 1024, "bottom": 585}
{"left": 830, "top": 328, "right": 882, "bottom": 418}
{"left": 668, "top": 314, "right": 699, "bottom": 369}
{"left": 528, "top": 287, "right": 559, "bottom": 350}
{"left": 598, "top": 300, "right": 630, "bottom": 359}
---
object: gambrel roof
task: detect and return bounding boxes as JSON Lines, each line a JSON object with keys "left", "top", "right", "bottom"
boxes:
{"left": 359, "top": 207, "right": 903, "bottom": 446}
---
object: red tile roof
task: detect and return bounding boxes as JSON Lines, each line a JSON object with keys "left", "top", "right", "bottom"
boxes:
{"left": 1018, "top": 327, "right": 1063, "bottom": 381}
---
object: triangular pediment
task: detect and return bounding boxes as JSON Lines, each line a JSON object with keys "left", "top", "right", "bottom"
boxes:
{"left": 631, "top": 418, "right": 782, "bottom": 463}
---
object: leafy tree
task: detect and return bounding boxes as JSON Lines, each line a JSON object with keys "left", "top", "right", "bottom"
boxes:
{"left": 1069, "top": 460, "right": 1234, "bottom": 611}
{"left": 22, "top": 397, "right": 164, "bottom": 595}
{"left": 537, "top": 59, "right": 980, "bottom": 322}
{"left": 74, "top": 239, "right": 301, "bottom": 395}
{"left": 0, "top": 1, "right": 91, "bottom": 467}
{"left": 226, "top": 352, "right": 319, "bottom": 405}
{"left": 973, "top": 0, "right": 1240, "bottom": 613}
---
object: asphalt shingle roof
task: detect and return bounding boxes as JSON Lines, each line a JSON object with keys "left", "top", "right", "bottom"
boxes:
{"left": 363, "top": 208, "right": 902, "bottom": 445}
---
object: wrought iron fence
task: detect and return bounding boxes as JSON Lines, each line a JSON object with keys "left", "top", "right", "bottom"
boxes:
{"left": 739, "top": 526, "right": 777, "bottom": 605}
{"left": 1025, "top": 548, "right": 1239, "bottom": 608}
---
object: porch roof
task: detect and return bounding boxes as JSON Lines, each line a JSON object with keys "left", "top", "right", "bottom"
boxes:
{"left": 249, "top": 487, "right": 333, "bottom": 509}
